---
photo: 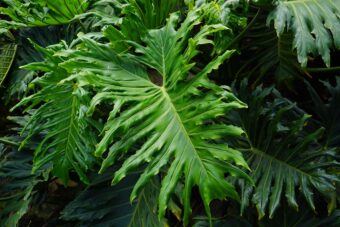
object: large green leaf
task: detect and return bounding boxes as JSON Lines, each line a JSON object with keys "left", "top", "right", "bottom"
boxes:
{"left": 268, "top": 0, "right": 340, "bottom": 67}
{"left": 229, "top": 80, "right": 339, "bottom": 219}
{"left": 61, "top": 171, "right": 162, "bottom": 227}
{"left": 12, "top": 42, "right": 97, "bottom": 184}
{"left": 0, "top": 0, "right": 90, "bottom": 28}
{"left": 60, "top": 9, "right": 251, "bottom": 224}
{"left": 0, "top": 43, "right": 17, "bottom": 87}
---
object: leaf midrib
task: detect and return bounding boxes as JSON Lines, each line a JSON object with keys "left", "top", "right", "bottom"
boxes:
{"left": 160, "top": 87, "right": 208, "bottom": 176}
{"left": 249, "top": 147, "right": 314, "bottom": 179}
{"left": 282, "top": 0, "right": 331, "bottom": 5}
{"left": 64, "top": 92, "right": 77, "bottom": 162}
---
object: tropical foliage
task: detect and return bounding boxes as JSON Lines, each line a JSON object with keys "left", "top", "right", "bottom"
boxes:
{"left": 0, "top": 0, "right": 339, "bottom": 226}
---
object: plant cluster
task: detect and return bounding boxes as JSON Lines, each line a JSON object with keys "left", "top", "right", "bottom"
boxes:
{"left": 0, "top": 0, "right": 339, "bottom": 226}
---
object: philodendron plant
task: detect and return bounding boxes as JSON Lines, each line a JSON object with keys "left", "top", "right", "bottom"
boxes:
{"left": 0, "top": 0, "right": 339, "bottom": 226}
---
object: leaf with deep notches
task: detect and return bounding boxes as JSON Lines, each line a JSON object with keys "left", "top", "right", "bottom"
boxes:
{"left": 61, "top": 10, "right": 252, "bottom": 225}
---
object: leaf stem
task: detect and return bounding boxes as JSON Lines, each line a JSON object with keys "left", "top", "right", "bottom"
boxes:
{"left": 306, "top": 66, "right": 340, "bottom": 73}
{"left": 0, "top": 138, "right": 20, "bottom": 147}
{"left": 225, "top": 8, "right": 262, "bottom": 50}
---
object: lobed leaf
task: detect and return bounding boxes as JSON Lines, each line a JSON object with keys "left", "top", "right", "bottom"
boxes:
{"left": 61, "top": 9, "right": 251, "bottom": 225}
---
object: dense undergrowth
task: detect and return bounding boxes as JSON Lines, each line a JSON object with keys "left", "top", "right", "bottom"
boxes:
{"left": 0, "top": 0, "right": 339, "bottom": 226}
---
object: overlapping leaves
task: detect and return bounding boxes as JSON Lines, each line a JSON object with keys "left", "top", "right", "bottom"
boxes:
{"left": 0, "top": 146, "right": 39, "bottom": 227}
{"left": 0, "top": 116, "right": 45, "bottom": 227}
{"left": 60, "top": 9, "right": 251, "bottom": 224}
{"left": 3, "top": 25, "right": 78, "bottom": 102}
{"left": 0, "top": 0, "right": 90, "bottom": 28}
{"left": 230, "top": 10, "right": 307, "bottom": 87}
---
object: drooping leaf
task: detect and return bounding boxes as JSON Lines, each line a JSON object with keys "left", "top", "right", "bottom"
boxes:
{"left": 60, "top": 9, "right": 251, "bottom": 224}
{"left": 229, "top": 80, "right": 339, "bottom": 219}
{"left": 0, "top": 43, "right": 17, "bottom": 87}
{"left": 268, "top": 0, "right": 340, "bottom": 67}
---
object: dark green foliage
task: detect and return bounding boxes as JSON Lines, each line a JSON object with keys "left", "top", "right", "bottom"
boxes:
{"left": 230, "top": 80, "right": 339, "bottom": 218}
{"left": 260, "top": 202, "right": 340, "bottom": 227}
{"left": 62, "top": 171, "right": 162, "bottom": 227}
{"left": 229, "top": 11, "right": 304, "bottom": 86}
{"left": 0, "top": 145, "right": 42, "bottom": 226}
{"left": 3, "top": 26, "right": 78, "bottom": 101}
{"left": 306, "top": 78, "right": 340, "bottom": 148}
